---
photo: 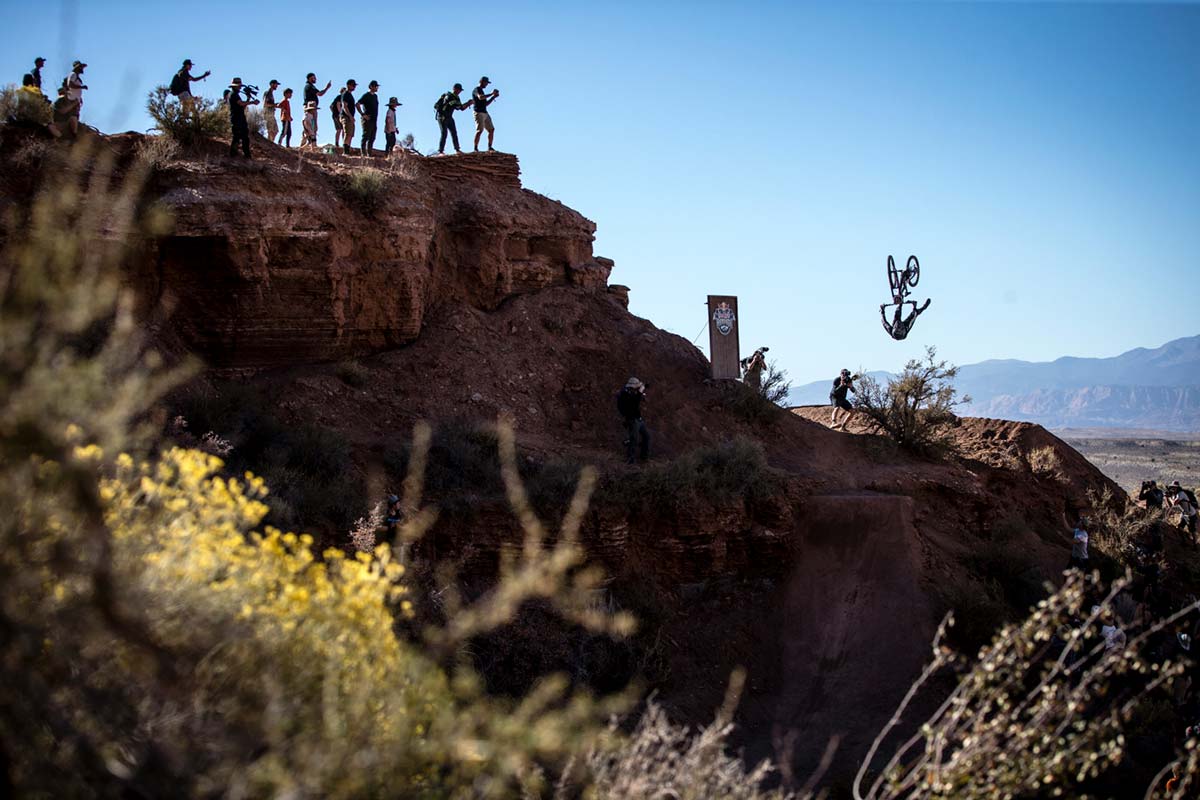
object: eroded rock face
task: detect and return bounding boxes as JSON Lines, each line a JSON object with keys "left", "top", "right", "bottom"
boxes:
{"left": 137, "top": 147, "right": 610, "bottom": 367}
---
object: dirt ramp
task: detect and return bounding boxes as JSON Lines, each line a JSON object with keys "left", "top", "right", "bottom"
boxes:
{"left": 773, "top": 493, "right": 933, "bottom": 783}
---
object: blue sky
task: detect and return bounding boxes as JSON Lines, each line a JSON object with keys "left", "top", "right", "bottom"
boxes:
{"left": 3, "top": 0, "right": 1197, "bottom": 384}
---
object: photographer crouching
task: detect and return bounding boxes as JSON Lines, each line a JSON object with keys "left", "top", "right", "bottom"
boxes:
{"left": 616, "top": 377, "right": 650, "bottom": 465}
{"left": 226, "top": 77, "right": 260, "bottom": 159}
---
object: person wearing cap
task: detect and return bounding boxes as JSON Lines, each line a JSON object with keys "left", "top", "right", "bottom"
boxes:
{"left": 616, "top": 377, "right": 651, "bottom": 464}
{"left": 301, "top": 100, "right": 319, "bottom": 150}
{"left": 262, "top": 79, "right": 281, "bottom": 143}
{"left": 302, "top": 73, "right": 333, "bottom": 140}
{"left": 1169, "top": 481, "right": 1198, "bottom": 542}
{"left": 829, "top": 368, "right": 857, "bottom": 430}
{"left": 330, "top": 87, "right": 346, "bottom": 148}
{"left": 62, "top": 61, "right": 88, "bottom": 135}
{"left": 433, "top": 83, "right": 470, "bottom": 155}
{"left": 170, "top": 59, "right": 211, "bottom": 121}
{"left": 277, "top": 88, "right": 294, "bottom": 148}
{"left": 227, "top": 77, "right": 260, "bottom": 158}
{"left": 31, "top": 57, "right": 45, "bottom": 90}
{"left": 339, "top": 80, "right": 358, "bottom": 155}
{"left": 471, "top": 76, "right": 499, "bottom": 152}
{"left": 384, "top": 96, "right": 402, "bottom": 155}
{"left": 356, "top": 80, "right": 380, "bottom": 157}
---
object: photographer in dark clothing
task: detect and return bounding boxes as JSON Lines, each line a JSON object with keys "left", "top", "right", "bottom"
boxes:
{"left": 227, "top": 77, "right": 258, "bottom": 158}
{"left": 617, "top": 377, "right": 650, "bottom": 465}
{"left": 339, "top": 80, "right": 358, "bottom": 155}
{"left": 1140, "top": 480, "right": 1165, "bottom": 510}
{"left": 830, "top": 368, "right": 858, "bottom": 430}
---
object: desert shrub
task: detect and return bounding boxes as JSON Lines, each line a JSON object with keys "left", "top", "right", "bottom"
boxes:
{"left": 336, "top": 167, "right": 389, "bottom": 213}
{"left": 855, "top": 347, "right": 967, "bottom": 455}
{"left": 244, "top": 104, "right": 265, "bottom": 137}
{"left": 1087, "top": 485, "right": 1160, "bottom": 571}
{"left": 145, "top": 84, "right": 226, "bottom": 145}
{"left": 1, "top": 83, "right": 51, "bottom": 125}
{"left": 759, "top": 359, "right": 792, "bottom": 405}
{"left": 858, "top": 571, "right": 1200, "bottom": 799}
{"left": 1027, "top": 445, "right": 1063, "bottom": 477}
{"left": 603, "top": 437, "right": 783, "bottom": 517}
{"left": 135, "top": 133, "right": 180, "bottom": 170}
{"left": 586, "top": 684, "right": 794, "bottom": 799}
{"left": 335, "top": 359, "right": 369, "bottom": 387}
{"left": 935, "top": 578, "right": 1010, "bottom": 654}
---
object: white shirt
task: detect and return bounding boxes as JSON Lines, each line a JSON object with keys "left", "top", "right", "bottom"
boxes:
{"left": 66, "top": 72, "right": 85, "bottom": 102}
{"left": 1102, "top": 624, "right": 1126, "bottom": 651}
{"left": 385, "top": 107, "right": 397, "bottom": 134}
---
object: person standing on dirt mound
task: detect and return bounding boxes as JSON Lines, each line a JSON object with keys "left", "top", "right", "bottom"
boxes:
{"left": 617, "top": 378, "right": 650, "bottom": 465}
{"left": 829, "top": 369, "right": 857, "bottom": 430}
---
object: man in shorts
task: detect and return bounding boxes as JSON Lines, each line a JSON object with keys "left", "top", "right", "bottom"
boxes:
{"left": 829, "top": 368, "right": 857, "bottom": 430}
{"left": 471, "top": 75, "right": 499, "bottom": 152}
{"left": 64, "top": 60, "right": 88, "bottom": 136}
{"left": 339, "top": 80, "right": 358, "bottom": 155}
{"left": 171, "top": 59, "right": 211, "bottom": 121}
{"left": 262, "top": 79, "right": 280, "bottom": 143}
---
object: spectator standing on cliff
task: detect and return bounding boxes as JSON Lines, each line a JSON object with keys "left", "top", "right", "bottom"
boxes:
{"left": 1069, "top": 519, "right": 1089, "bottom": 571}
{"left": 31, "top": 57, "right": 45, "bottom": 89}
{"left": 338, "top": 80, "right": 358, "bottom": 155}
{"left": 357, "top": 80, "right": 380, "bottom": 156}
{"left": 330, "top": 87, "right": 345, "bottom": 148}
{"left": 262, "top": 79, "right": 280, "bottom": 143}
{"left": 51, "top": 86, "right": 79, "bottom": 138}
{"left": 227, "top": 77, "right": 259, "bottom": 159}
{"left": 302, "top": 73, "right": 332, "bottom": 140}
{"left": 617, "top": 378, "right": 651, "bottom": 465}
{"left": 433, "top": 83, "right": 469, "bottom": 155}
{"left": 471, "top": 76, "right": 499, "bottom": 152}
{"left": 384, "top": 96, "right": 402, "bottom": 155}
{"left": 829, "top": 369, "right": 857, "bottom": 430}
{"left": 277, "top": 88, "right": 294, "bottom": 147}
{"left": 169, "top": 59, "right": 211, "bottom": 121}
{"left": 63, "top": 61, "right": 88, "bottom": 136}
{"left": 301, "top": 100, "right": 318, "bottom": 149}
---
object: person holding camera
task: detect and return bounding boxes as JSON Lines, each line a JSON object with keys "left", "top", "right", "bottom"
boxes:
{"left": 741, "top": 346, "right": 769, "bottom": 392}
{"left": 472, "top": 76, "right": 499, "bottom": 152}
{"left": 829, "top": 368, "right": 858, "bottom": 430}
{"left": 616, "top": 378, "right": 651, "bottom": 465}
{"left": 227, "top": 77, "right": 259, "bottom": 159}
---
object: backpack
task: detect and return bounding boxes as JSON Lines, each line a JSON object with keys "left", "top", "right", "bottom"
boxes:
{"left": 434, "top": 92, "right": 456, "bottom": 118}
{"left": 169, "top": 71, "right": 188, "bottom": 96}
{"left": 1186, "top": 489, "right": 1199, "bottom": 507}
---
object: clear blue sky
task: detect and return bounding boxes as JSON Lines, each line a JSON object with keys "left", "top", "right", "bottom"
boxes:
{"left": 3, "top": 0, "right": 1197, "bottom": 384}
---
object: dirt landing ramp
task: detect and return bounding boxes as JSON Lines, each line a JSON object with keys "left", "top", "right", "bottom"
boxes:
{"left": 772, "top": 492, "right": 934, "bottom": 785}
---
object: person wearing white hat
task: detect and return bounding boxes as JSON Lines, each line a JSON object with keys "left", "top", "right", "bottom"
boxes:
{"left": 384, "top": 96, "right": 402, "bottom": 155}
{"left": 616, "top": 377, "right": 650, "bottom": 464}
{"left": 63, "top": 60, "right": 88, "bottom": 136}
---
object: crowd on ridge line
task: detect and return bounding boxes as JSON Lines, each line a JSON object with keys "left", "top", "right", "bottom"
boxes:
{"left": 9, "top": 56, "right": 503, "bottom": 160}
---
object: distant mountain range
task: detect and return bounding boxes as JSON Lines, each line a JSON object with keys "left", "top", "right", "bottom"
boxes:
{"left": 787, "top": 335, "right": 1200, "bottom": 433}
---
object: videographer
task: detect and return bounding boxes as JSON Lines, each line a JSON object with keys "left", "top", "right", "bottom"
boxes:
{"left": 227, "top": 77, "right": 259, "bottom": 159}
{"left": 616, "top": 377, "right": 650, "bottom": 465}
{"left": 472, "top": 76, "right": 500, "bottom": 152}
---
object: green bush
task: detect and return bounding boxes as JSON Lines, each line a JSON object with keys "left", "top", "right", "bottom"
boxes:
{"left": 855, "top": 346, "right": 968, "bottom": 455}
{"left": 145, "top": 84, "right": 226, "bottom": 145}
{"left": 337, "top": 167, "right": 389, "bottom": 213}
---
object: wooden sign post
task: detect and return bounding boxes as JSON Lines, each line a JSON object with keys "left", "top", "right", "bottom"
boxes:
{"left": 707, "top": 295, "right": 741, "bottom": 380}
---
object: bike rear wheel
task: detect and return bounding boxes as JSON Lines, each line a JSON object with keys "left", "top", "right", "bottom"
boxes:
{"left": 905, "top": 255, "right": 920, "bottom": 288}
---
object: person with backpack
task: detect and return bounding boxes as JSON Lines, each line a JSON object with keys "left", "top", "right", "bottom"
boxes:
{"left": 829, "top": 369, "right": 857, "bottom": 430}
{"left": 356, "top": 80, "right": 380, "bottom": 157}
{"left": 169, "top": 59, "right": 211, "bottom": 122}
{"left": 226, "top": 77, "right": 259, "bottom": 159}
{"left": 433, "top": 83, "right": 469, "bottom": 155}
{"left": 471, "top": 75, "right": 499, "bottom": 152}
{"left": 302, "top": 72, "right": 332, "bottom": 141}
{"left": 262, "top": 79, "right": 281, "bottom": 143}
{"left": 62, "top": 61, "right": 88, "bottom": 136}
{"left": 330, "top": 87, "right": 345, "bottom": 148}
{"left": 617, "top": 378, "right": 650, "bottom": 465}
{"left": 384, "top": 96, "right": 402, "bottom": 155}
{"left": 338, "top": 80, "right": 358, "bottom": 155}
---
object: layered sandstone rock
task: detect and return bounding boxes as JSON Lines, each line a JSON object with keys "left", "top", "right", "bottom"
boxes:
{"left": 130, "top": 142, "right": 612, "bottom": 367}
